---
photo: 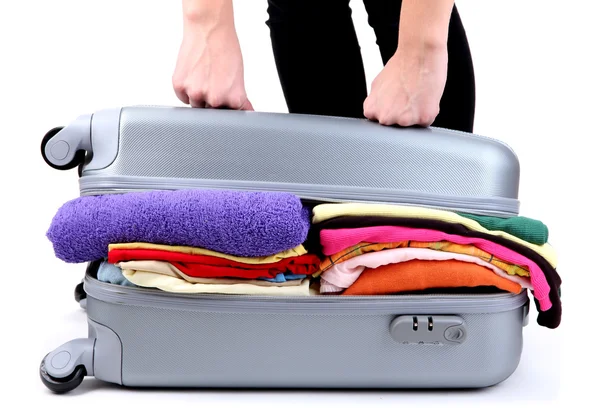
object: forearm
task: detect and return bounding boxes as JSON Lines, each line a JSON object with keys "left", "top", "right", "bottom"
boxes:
{"left": 182, "top": 0, "right": 235, "bottom": 31}
{"left": 397, "top": 0, "right": 454, "bottom": 51}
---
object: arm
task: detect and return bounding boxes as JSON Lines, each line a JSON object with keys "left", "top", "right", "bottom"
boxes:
{"left": 363, "top": 0, "right": 454, "bottom": 126}
{"left": 396, "top": 0, "right": 454, "bottom": 51}
{"left": 181, "top": 0, "right": 233, "bottom": 25}
{"left": 172, "top": 0, "right": 253, "bottom": 110}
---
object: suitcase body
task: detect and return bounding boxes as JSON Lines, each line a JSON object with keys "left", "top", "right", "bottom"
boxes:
{"left": 43, "top": 266, "right": 529, "bottom": 390}
{"left": 40, "top": 106, "right": 529, "bottom": 393}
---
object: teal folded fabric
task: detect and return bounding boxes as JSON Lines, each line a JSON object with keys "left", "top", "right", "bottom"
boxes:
{"left": 259, "top": 273, "right": 306, "bottom": 283}
{"left": 97, "top": 260, "right": 138, "bottom": 287}
{"left": 458, "top": 213, "right": 549, "bottom": 245}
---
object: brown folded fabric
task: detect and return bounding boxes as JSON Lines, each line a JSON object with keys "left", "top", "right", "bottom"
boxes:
{"left": 342, "top": 259, "right": 522, "bottom": 296}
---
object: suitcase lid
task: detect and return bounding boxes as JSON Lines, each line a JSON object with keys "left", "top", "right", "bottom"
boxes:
{"left": 42, "top": 106, "right": 521, "bottom": 217}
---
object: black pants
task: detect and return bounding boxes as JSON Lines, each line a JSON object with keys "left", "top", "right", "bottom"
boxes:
{"left": 265, "top": 0, "right": 476, "bottom": 133}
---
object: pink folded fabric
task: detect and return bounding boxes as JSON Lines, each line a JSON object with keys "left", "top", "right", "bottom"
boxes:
{"left": 320, "top": 247, "right": 532, "bottom": 293}
{"left": 320, "top": 226, "right": 552, "bottom": 311}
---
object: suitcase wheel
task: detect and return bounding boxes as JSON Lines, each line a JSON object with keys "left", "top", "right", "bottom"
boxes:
{"left": 40, "top": 355, "right": 86, "bottom": 394}
{"left": 39, "top": 338, "right": 94, "bottom": 393}
{"left": 74, "top": 280, "right": 86, "bottom": 307}
{"left": 40, "top": 127, "right": 86, "bottom": 171}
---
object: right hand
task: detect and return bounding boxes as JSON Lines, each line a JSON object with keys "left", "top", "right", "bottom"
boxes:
{"left": 172, "top": 21, "right": 253, "bottom": 110}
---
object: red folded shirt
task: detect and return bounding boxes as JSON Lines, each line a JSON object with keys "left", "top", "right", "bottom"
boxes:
{"left": 108, "top": 248, "right": 320, "bottom": 279}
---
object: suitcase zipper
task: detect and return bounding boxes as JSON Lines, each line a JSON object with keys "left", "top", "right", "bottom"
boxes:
{"left": 78, "top": 176, "right": 520, "bottom": 217}
{"left": 83, "top": 276, "right": 528, "bottom": 315}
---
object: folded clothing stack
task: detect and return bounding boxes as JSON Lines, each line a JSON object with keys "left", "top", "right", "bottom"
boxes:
{"left": 46, "top": 189, "right": 319, "bottom": 296}
{"left": 45, "top": 189, "right": 562, "bottom": 327}
{"left": 308, "top": 203, "right": 562, "bottom": 329}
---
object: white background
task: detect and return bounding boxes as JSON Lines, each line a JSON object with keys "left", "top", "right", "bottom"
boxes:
{"left": 1, "top": 0, "right": 598, "bottom": 415}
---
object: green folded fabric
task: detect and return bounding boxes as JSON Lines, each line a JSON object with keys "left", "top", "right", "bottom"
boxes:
{"left": 458, "top": 213, "right": 549, "bottom": 245}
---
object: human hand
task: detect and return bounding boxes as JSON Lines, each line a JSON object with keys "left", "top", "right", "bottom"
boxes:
{"left": 172, "top": 19, "right": 253, "bottom": 110}
{"left": 363, "top": 43, "right": 448, "bottom": 127}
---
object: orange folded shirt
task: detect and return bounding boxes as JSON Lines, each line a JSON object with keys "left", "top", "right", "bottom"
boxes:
{"left": 342, "top": 259, "right": 522, "bottom": 296}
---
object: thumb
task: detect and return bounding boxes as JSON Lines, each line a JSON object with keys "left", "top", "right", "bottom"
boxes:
{"left": 240, "top": 99, "right": 254, "bottom": 111}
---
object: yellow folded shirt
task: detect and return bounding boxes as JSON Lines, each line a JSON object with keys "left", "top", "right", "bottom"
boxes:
{"left": 108, "top": 242, "right": 307, "bottom": 264}
{"left": 121, "top": 269, "right": 313, "bottom": 296}
{"left": 312, "top": 203, "right": 558, "bottom": 268}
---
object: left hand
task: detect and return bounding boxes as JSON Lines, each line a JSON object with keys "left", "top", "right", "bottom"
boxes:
{"left": 363, "top": 43, "right": 448, "bottom": 127}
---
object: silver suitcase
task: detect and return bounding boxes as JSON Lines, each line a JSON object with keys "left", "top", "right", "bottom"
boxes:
{"left": 39, "top": 106, "right": 540, "bottom": 393}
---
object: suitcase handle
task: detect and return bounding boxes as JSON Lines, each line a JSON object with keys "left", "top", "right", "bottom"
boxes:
{"left": 41, "top": 113, "right": 92, "bottom": 171}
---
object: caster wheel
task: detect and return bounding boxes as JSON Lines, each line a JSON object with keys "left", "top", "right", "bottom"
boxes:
{"left": 40, "top": 356, "right": 87, "bottom": 394}
{"left": 74, "top": 281, "right": 86, "bottom": 303}
{"left": 40, "top": 126, "right": 86, "bottom": 171}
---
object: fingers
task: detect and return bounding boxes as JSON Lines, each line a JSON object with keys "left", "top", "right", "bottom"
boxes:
{"left": 363, "top": 97, "right": 377, "bottom": 121}
{"left": 363, "top": 98, "right": 438, "bottom": 127}
{"left": 190, "top": 98, "right": 206, "bottom": 108}
{"left": 177, "top": 86, "right": 252, "bottom": 111}
{"left": 418, "top": 108, "right": 440, "bottom": 127}
{"left": 172, "top": 78, "right": 190, "bottom": 105}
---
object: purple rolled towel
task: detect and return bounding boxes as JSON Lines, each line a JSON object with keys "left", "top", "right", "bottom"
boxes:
{"left": 46, "top": 189, "right": 311, "bottom": 263}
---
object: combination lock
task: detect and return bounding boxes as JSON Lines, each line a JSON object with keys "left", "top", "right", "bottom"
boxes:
{"left": 389, "top": 315, "right": 467, "bottom": 345}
